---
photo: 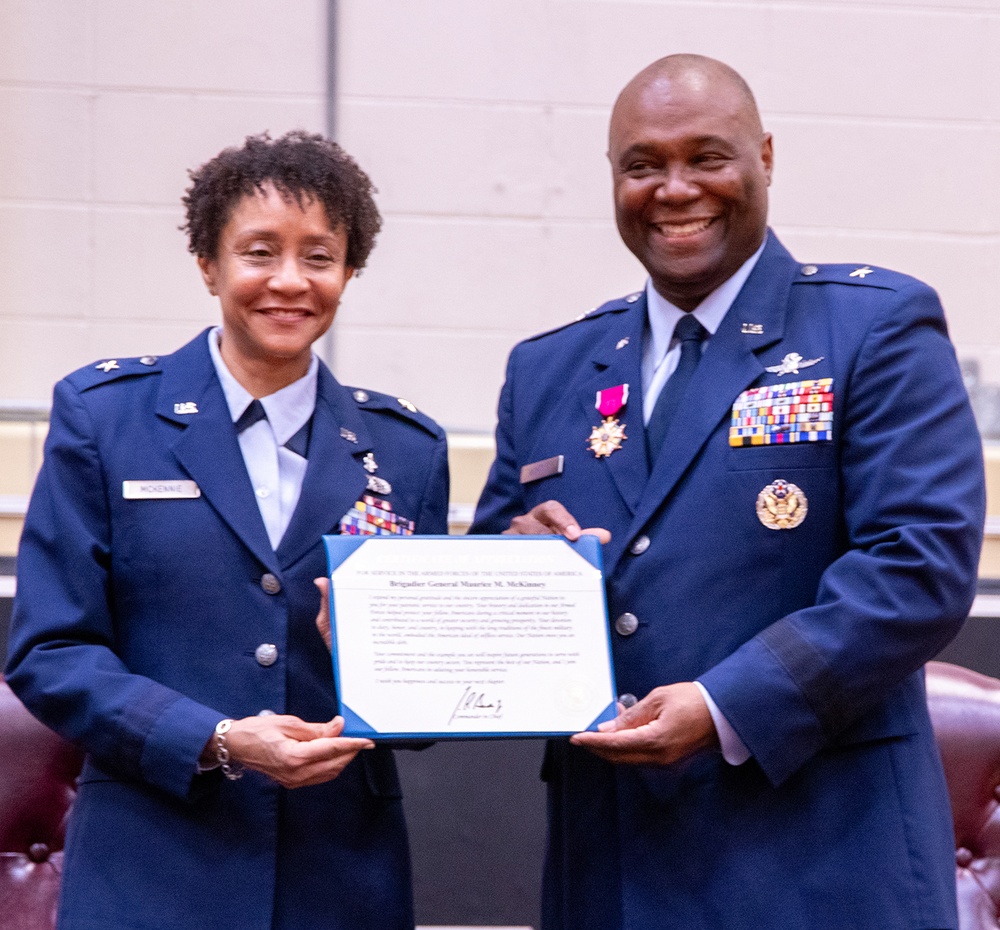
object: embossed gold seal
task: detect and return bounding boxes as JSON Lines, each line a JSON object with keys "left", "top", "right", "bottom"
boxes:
{"left": 756, "top": 479, "right": 808, "bottom": 530}
{"left": 587, "top": 417, "right": 627, "bottom": 458}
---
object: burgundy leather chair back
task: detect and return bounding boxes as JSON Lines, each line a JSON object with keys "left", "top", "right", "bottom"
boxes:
{"left": 0, "top": 679, "right": 83, "bottom": 930}
{"left": 927, "top": 660, "right": 1000, "bottom": 930}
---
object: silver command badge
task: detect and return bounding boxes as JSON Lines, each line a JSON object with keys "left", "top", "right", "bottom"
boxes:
{"left": 756, "top": 479, "right": 807, "bottom": 530}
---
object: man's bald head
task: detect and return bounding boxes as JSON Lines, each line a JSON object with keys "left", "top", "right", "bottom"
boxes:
{"left": 613, "top": 55, "right": 763, "bottom": 136}
{"left": 607, "top": 54, "right": 772, "bottom": 310}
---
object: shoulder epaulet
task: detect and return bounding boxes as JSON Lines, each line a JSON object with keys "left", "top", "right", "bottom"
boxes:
{"left": 793, "top": 263, "right": 918, "bottom": 291}
{"left": 522, "top": 292, "right": 642, "bottom": 344}
{"left": 347, "top": 387, "right": 444, "bottom": 439}
{"left": 66, "top": 354, "right": 163, "bottom": 392}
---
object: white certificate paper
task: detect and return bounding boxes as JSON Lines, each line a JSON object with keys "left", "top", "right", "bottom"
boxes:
{"left": 323, "top": 535, "right": 617, "bottom": 739}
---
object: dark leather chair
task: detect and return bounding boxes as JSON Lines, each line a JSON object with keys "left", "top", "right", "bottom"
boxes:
{"left": 927, "top": 660, "right": 1000, "bottom": 930}
{"left": 0, "top": 664, "right": 995, "bottom": 928}
{"left": 0, "top": 679, "right": 83, "bottom": 930}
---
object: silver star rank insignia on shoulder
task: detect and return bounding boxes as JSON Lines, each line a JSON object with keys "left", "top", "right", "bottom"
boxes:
{"left": 765, "top": 353, "right": 823, "bottom": 376}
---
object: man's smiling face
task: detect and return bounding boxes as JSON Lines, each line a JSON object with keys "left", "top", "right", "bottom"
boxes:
{"left": 608, "top": 61, "right": 772, "bottom": 311}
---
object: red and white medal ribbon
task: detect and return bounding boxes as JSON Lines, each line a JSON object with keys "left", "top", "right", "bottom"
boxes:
{"left": 595, "top": 383, "right": 629, "bottom": 417}
{"left": 588, "top": 384, "right": 630, "bottom": 458}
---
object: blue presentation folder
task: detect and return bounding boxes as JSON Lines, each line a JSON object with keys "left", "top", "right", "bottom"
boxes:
{"left": 323, "top": 534, "right": 618, "bottom": 740}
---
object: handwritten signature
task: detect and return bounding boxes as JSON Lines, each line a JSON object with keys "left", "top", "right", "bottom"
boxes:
{"left": 449, "top": 686, "right": 504, "bottom": 724}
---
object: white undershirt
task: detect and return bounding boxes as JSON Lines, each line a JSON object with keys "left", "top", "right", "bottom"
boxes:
{"left": 641, "top": 240, "right": 766, "bottom": 423}
{"left": 207, "top": 327, "right": 317, "bottom": 550}
{"left": 638, "top": 242, "right": 766, "bottom": 766}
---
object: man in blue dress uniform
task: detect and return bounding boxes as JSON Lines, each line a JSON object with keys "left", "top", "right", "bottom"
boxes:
{"left": 472, "top": 55, "right": 985, "bottom": 930}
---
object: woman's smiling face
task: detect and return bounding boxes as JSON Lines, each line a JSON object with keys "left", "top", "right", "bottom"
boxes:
{"left": 198, "top": 181, "right": 353, "bottom": 388}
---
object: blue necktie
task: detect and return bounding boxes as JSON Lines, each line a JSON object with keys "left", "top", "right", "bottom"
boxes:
{"left": 645, "top": 314, "right": 707, "bottom": 459}
{"left": 235, "top": 399, "right": 311, "bottom": 459}
{"left": 235, "top": 399, "right": 266, "bottom": 433}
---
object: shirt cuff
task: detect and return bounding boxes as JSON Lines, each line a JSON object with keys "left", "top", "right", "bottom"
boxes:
{"left": 694, "top": 680, "right": 751, "bottom": 766}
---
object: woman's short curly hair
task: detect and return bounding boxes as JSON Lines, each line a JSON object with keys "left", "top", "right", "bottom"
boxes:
{"left": 182, "top": 130, "right": 382, "bottom": 270}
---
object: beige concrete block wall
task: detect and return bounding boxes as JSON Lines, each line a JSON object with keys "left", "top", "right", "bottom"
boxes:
{"left": 0, "top": 0, "right": 328, "bottom": 402}
{"left": 2, "top": 0, "right": 1000, "bottom": 558}
{"left": 332, "top": 0, "right": 1000, "bottom": 435}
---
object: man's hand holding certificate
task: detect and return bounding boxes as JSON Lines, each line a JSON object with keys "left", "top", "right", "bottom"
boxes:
{"left": 323, "top": 535, "right": 617, "bottom": 739}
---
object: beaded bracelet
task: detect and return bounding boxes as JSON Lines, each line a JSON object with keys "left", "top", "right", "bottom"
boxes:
{"left": 215, "top": 718, "right": 244, "bottom": 781}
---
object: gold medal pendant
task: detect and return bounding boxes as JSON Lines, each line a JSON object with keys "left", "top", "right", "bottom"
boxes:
{"left": 588, "top": 416, "right": 627, "bottom": 458}
{"left": 756, "top": 479, "right": 808, "bottom": 530}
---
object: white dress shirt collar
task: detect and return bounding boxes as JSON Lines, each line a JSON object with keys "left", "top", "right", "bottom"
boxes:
{"left": 644, "top": 238, "right": 767, "bottom": 369}
{"left": 207, "top": 326, "right": 318, "bottom": 443}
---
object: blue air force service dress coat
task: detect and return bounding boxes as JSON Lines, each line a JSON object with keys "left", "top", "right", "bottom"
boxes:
{"left": 472, "top": 233, "right": 986, "bottom": 930}
{"left": 5, "top": 330, "right": 450, "bottom": 930}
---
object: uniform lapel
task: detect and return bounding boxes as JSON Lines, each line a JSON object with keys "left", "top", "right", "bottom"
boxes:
{"left": 156, "top": 332, "right": 281, "bottom": 575}
{"left": 577, "top": 303, "right": 648, "bottom": 514}
{"left": 276, "top": 364, "right": 370, "bottom": 570}
{"left": 606, "top": 234, "right": 797, "bottom": 573}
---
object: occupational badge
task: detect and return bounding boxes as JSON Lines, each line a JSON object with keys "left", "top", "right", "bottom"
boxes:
{"left": 361, "top": 451, "right": 391, "bottom": 493}
{"left": 588, "top": 384, "right": 629, "bottom": 458}
{"left": 756, "top": 479, "right": 808, "bottom": 530}
{"left": 765, "top": 353, "right": 824, "bottom": 376}
{"left": 367, "top": 475, "right": 392, "bottom": 495}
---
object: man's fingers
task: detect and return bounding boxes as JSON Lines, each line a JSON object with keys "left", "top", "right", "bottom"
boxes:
{"left": 313, "top": 577, "right": 332, "bottom": 651}
{"left": 504, "top": 501, "right": 610, "bottom": 543}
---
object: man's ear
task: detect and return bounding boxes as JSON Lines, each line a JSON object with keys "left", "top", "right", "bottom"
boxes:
{"left": 197, "top": 256, "right": 218, "bottom": 296}
{"left": 761, "top": 133, "right": 774, "bottom": 186}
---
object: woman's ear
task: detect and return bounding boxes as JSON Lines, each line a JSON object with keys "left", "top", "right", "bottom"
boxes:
{"left": 197, "top": 256, "right": 218, "bottom": 296}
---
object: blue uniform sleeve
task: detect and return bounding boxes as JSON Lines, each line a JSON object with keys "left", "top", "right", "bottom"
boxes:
{"left": 700, "top": 281, "right": 986, "bottom": 785}
{"left": 5, "top": 379, "right": 221, "bottom": 800}
{"left": 416, "top": 431, "right": 451, "bottom": 535}
{"left": 470, "top": 352, "right": 527, "bottom": 535}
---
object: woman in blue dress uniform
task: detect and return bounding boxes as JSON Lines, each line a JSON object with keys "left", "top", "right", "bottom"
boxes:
{"left": 5, "top": 131, "right": 449, "bottom": 930}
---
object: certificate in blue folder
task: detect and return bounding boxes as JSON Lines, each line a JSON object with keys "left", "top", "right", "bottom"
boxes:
{"left": 323, "top": 534, "right": 618, "bottom": 740}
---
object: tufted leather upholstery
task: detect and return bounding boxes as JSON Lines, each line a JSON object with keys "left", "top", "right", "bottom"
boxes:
{"left": 0, "top": 665, "right": 995, "bottom": 928}
{"left": 927, "top": 661, "right": 1000, "bottom": 930}
{"left": 0, "top": 679, "right": 83, "bottom": 930}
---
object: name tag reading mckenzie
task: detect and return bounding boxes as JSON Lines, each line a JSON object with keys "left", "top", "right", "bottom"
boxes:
{"left": 323, "top": 534, "right": 618, "bottom": 740}
{"left": 122, "top": 480, "right": 201, "bottom": 500}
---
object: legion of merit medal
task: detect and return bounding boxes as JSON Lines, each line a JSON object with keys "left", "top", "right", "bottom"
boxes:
{"left": 588, "top": 384, "right": 629, "bottom": 458}
{"left": 756, "top": 479, "right": 808, "bottom": 530}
